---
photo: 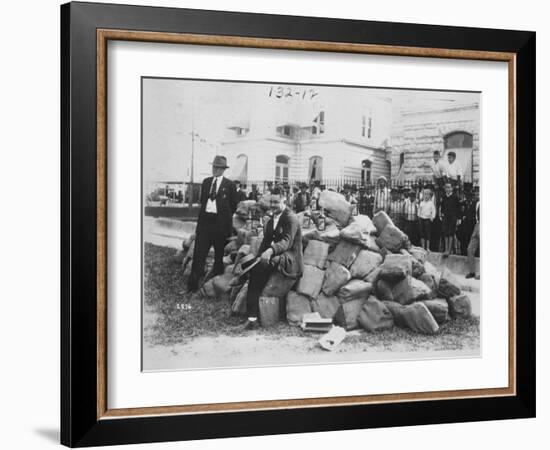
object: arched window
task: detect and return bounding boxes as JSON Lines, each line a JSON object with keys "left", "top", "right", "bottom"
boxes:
{"left": 275, "top": 155, "right": 290, "bottom": 182}
{"left": 309, "top": 156, "right": 323, "bottom": 181}
{"left": 444, "top": 131, "right": 473, "bottom": 149}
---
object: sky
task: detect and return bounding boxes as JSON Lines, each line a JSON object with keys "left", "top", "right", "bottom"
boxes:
{"left": 142, "top": 78, "right": 479, "bottom": 183}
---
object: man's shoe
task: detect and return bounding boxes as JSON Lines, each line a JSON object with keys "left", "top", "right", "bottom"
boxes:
{"left": 465, "top": 272, "right": 476, "bottom": 279}
{"left": 242, "top": 319, "right": 260, "bottom": 331}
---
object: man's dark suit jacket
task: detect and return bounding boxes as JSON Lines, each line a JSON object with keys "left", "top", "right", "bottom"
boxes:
{"left": 258, "top": 207, "right": 304, "bottom": 279}
{"left": 198, "top": 176, "right": 238, "bottom": 237}
{"left": 293, "top": 192, "right": 310, "bottom": 213}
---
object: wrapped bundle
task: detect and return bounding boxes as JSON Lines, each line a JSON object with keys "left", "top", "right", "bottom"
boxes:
{"left": 349, "top": 249, "right": 383, "bottom": 279}
{"left": 358, "top": 297, "right": 394, "bottom": 332}
{"left": 286, "top": 291, "right": 313, "bottom": 326}
{"left": 391, "top": 275, "right": 432, "bottom": 305}
{"left": 303, "top": 240, "right": 330, "bottom": 269}
{"left": 322, "top": 262, "right": 351, "bottom": 296}
{"left": 422, "top": 299, "right": 449, "bottom": 324}
{"left": 400, "top": 302, "right": 439, "bottom": 334}
{"left": 333, "top": 298, "right": 366, "bottom": 330}
{"left": 375, "top": 224, "right": 409, "bottom": 253}
{"left": 379, "top": 254, "right": 413, "bottom": 282}
{"left": 338, "top": 280, "right": 373, "bottom": 302}
{"left": 311, "top": 292, "right": 340, "bottom": 319}
{"left": 447, "top": 294, "right": 472, "bottom": 319}
{"left": 327, "top": 241, "right": 362, "bottom": 268}
{"left": 318, "top": 190, "right": 353, "bottom": 227}
{"left": 296, "top": 265, "right": 325, "bottom": 299}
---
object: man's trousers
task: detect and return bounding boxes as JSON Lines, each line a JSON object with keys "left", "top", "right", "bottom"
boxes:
{"left": 188, "top": 213, "right": 227, "bottom": 290}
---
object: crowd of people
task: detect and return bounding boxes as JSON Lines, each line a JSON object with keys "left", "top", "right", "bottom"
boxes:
{"left": 235, "top": 171, "right": 479, "bottom": 268}
{"left": 186, "top": 154, "right": 480, "bottom": 329}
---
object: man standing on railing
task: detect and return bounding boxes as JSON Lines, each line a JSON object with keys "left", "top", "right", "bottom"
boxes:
{"left": 187, "top": 155, "right": 238, "bottom": 292}
{"left": 445, "top": 151, "right": 463, "bottom": 187}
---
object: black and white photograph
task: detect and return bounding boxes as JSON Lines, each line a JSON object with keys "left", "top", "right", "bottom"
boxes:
{"left": 142, "top": 77, "right": 481, "bottom": 371}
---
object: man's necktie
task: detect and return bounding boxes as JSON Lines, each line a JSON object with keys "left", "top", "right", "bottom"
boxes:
{"left": 209, "top": 178, "right": 217, "bottom": 201}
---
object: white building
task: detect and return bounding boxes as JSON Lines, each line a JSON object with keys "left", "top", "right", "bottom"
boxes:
{"left": 221, "top": 86, "right": 393, "bottom": 186}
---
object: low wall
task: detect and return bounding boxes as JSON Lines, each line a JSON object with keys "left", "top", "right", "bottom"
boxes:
{"left": 426, "top": 252, "right": 479, "bottom": 276}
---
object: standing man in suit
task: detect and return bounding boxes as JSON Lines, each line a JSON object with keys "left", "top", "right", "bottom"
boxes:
{"left": 187, "top": 155, "right": 238, "bottom": 292}
{"left": 243, "top": 188, "right": 304, "bottom": 330}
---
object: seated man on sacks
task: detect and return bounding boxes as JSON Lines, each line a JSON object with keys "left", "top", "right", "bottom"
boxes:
{"left": 242, "top": 188, "right": 304, "bottom": 330}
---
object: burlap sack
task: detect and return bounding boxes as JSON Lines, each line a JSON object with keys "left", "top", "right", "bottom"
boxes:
{"left": 438, "top": 268, "right": 462, "bottom": 299}
{"left": 418, "top": 273, "right": 437, "bottom": 297}
{"left": 212, "top": 272, "right": 234, "bottom": 302}
{"left": 391, "top": 275, "right": 432, "bottom": 305}
{"left": 327, "top": 241, "right": 362, "bottom": 268}
{"left": 383, "top": 301, "right": 407, "bottom": 327}
{"left": 422, "top": 299, "right": 449, "bottom": 324}
{"left": 349, "top": 249, "right": 383, "bottom": 279}
{"left": 401, "top": 302, "right": 440, "bottom": 334}
{"left": 318, "top": 190, "right": 353, "bottom": 227}
{"left": 302, "top": 228, "right": 321, "bottom": 245}
{"left": 286, "top": 291, "right": 313, "bottom": 326}
{"left": 303, "top": 240, "right": 330, "bottom": 269}
{"left": 261, "top": 270, "right": 296, "bottom": 299}
{"left": 376, "top": 224, "right": 409, "bottom": 253}
{"left": 319, "top": 227, "right": 341, "bottom": 245}
{"left": 372, "top": 211, "right": 394, "bottom": 234}
{"left": 358, "top": 296, "right": 394, "bottom": 332}
{"left": 322, "top": 262, "right": 351, "bottom": 296}
{"left": 333, "top": 298, "right": 366, "bottom": 330}
{"left": 311, "top": 292, "right": 340, "bottom": 319}
{"left": 379, "top": 254, "right": 413, "bottom": 282}
{"left": 364, "top": 266, "right": 382, "bottom": 284}
{"left": 259, "top": 296, "right": 280, "bottom": 327}
{"left": 200, "top": 278, "right": 216, "bottom": 298}
{"left": 409, "top": 245, "right": 428, "bottom": 264}
{"left": 376, "top": 279, "right": 394, "bottom": 301}
{"left": 338, "top": 280, "right": 373, "bottom": 302}
{"left": 447, "top": 294, "right": 472, "bottom": 319}
{"left": 296, "top": 265, "right": 325, "bottom": 299}
{"left": 224, "top": 239, "right": 239, "bottom": 256}
{"left": 340, "top": 215, "right": 377, "bottom": 246}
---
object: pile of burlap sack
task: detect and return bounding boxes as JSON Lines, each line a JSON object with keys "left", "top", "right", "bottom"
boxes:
{"left": 182, "top": 191, "right": 472, "bottom": 334}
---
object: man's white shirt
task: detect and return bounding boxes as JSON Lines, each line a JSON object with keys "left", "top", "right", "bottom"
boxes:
{"left": 446, "top": 161, "right": 464, "bottom": 180}
{"left": 205, "top": 175, "right": 223, "bottom": 213}
{"left": 430, "top": 159, "right": 447, "bottom": 178}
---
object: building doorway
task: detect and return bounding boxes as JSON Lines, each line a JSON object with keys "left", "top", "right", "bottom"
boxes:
{"left": 275, "top": 154, "right": 290, "bottom": 182}
{"left": 309, "top": 156, "right": 323, "bottom": 182}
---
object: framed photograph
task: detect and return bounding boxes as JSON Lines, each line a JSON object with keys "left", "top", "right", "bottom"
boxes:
{"left": 61, "top": 1, "right": 535, "bottom": 447}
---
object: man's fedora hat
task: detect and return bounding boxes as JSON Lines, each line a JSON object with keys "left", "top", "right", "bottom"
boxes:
{"left": 211, "top": 155, "right": 229, "bottom": 168}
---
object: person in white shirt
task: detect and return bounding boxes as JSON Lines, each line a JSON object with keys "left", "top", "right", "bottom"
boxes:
{"left": 430, "top": 151, "right": 447, "bottom": 184}
{"left": 446, "top": 151, "right": 464, "bottom": 185}
{"left": 418, "top": 189, "right": 436, "bottom": 250}
{"left": 187, "top": 155, "right": 238, "bottom": 292}
{"left": 374, "top": 176, "right": 390, "bottom": 213}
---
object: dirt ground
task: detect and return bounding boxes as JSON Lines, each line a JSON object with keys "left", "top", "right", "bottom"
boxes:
{"left": 142, "top": 243, "right": 480, "bottom": 371}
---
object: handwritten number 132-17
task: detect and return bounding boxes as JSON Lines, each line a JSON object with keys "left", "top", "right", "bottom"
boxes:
{"left": 268, "top": 86, "right": 318, "bottom": 100}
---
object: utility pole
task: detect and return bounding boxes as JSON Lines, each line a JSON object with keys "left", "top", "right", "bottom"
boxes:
{"left": 188, "top": 94, "right": 196, "bottom": 208}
